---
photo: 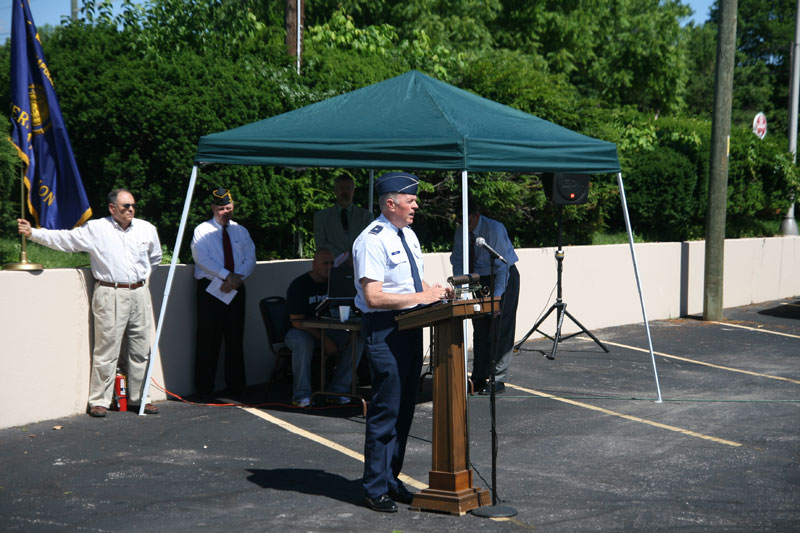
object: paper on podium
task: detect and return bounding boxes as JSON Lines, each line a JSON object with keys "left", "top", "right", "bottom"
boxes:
{"left": 206, "top": 277, "right": 237, "bottom": 305}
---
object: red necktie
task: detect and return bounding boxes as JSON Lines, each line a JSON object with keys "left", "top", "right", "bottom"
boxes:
{"left": 222, "top": 225, "right": 234, "bottom": 272}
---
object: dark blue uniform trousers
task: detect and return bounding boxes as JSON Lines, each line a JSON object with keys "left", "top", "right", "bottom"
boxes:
{"left": 361, "top": 310, "right": 423, "bottom": 498}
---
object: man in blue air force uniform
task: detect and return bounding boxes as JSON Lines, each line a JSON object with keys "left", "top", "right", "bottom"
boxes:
{"left": 352, "top": 171, "right": 453, "bottom": 513}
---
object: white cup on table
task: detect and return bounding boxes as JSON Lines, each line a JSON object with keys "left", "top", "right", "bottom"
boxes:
{"left": 339, "top": 305, "right": 350, "bottom": 322}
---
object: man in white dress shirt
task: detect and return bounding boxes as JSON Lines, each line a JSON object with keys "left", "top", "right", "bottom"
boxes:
{"left": 18, "top": 188, "right": 162, "bottom": 418}
{"left": 191, "top": 187, "right": 256, "bottom": 398}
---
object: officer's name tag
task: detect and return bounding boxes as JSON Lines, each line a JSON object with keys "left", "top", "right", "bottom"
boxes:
{"left": 391, "top": 251, "right": 401, "bottom": 255}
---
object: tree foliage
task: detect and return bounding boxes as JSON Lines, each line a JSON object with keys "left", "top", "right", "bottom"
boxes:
{"left": 0, "top": 0, "right": 797, "bottom": 261}
{"left": 308, "top": 0, "right": 501, "bottom": 53}
{"left": 693, "top": 0, "right": 795, "bottom": 132}
{"left": 492, "top": 0, "right": 691, "bottom": 114}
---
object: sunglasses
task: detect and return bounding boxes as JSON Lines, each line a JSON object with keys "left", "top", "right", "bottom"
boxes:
{"left": 118, "top": 203, "right": 136, "bottom": 210}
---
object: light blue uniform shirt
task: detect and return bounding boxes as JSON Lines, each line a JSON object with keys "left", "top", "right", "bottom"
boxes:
{"left": 450, "top": 215, "right": 518, "bottom": 298}
{"left": 353, "top": 214, "right": 424, "bottom": 313}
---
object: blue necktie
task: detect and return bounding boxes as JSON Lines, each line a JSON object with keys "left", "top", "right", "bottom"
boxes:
{"left": 398, "top": 228, "right": 423, "bottom": 293}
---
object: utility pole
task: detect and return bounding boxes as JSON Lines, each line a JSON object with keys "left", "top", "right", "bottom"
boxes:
{"left": 285, "top": 0, "right": 304, "bottom": 75}
{"left": 71, "top": 0, "right": 78, "bottom": 21}
{"left": 704, "top": 0, "right": 738, "bottom": 321}
{"left": 286, "top": 0, "right": 304, "bottom": 256}
{"left": 781, "top": 0, "right": 800, "bottom": 235}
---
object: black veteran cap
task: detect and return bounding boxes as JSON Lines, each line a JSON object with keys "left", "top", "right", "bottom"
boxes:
{"left": 375, "top": 172, "right": 419, "bottom": 196}
{"left": 212, "top": 187, "right": 233, "bottom": 206}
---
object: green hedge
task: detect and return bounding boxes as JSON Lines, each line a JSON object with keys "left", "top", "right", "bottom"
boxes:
{"left": 1, "top": 18, "right": 798, "bottom": 259}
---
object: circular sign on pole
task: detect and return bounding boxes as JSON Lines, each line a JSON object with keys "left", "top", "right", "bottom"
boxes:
{"left": 753, "top": 112, "right": 767, "bottom": 140}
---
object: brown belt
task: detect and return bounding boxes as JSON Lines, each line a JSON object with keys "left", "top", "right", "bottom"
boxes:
{"left": 97, "top": 280, "right": 145, "bottom": 289}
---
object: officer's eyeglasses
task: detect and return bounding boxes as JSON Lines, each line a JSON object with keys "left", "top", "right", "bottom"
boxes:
{"left": 119, "top": 203, "right": 136, "bottom": 210}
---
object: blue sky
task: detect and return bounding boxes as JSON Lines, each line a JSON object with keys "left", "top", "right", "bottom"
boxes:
{"left": 1, "top": 0, "right": 716, "bottom": 41}
{"left": 0, "top": 0, "right": 124, "bottom": 39}
{"left": 686, "top": 0, "right": 715, "bottom": 26}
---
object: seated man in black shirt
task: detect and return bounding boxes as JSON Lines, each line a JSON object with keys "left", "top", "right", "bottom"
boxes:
{"left": 285, "top": 248, "right": 363, "bottom": 407}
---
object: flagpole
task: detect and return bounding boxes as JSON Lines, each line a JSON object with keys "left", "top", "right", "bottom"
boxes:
{"left": 3, "top": 165, "right": 42, "bottom": 271}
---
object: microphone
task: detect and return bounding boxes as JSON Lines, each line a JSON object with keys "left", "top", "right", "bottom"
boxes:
{"left": 475, "top": 237, "right": 508, "bottom": 264}
{"left": 447, "top": 273, "right": 480, "bottom": 286}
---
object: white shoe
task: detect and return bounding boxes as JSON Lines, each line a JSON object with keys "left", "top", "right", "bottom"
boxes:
{"left": 292, "top": 397, "right": 311, "bottom": 408}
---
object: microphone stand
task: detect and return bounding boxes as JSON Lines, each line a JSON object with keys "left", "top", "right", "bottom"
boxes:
{"left": 471, "top": 257, "right": 517, "bottom": 518}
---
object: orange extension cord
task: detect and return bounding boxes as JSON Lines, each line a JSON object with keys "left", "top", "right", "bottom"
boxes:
{"left": 148, "top": 378, "right": 366, "bottom": 413}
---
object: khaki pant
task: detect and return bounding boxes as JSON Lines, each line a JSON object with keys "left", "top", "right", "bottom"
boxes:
{"left": 87, "top": 283, "right": 152, "bottom": 408}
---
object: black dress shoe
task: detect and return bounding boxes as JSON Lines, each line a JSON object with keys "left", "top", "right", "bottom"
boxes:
{"left": 128, "top": 403, "right": 159, "bottom": 414}
{"left": 188, "top": 393, "right": 216, "bottom": 404}
{"left": 364, "top": 494, "right": 398, "bottom": 513}
{"left": 388, "top": 486, "right": 414, "bottom": 505}
{"left": 477, "top": 382, "right": 505, "bottom": 395}
{"left": 469, "top": 377, "right": 487, "bottom": 395}
{"left": 224, "top": 388, "right": 246, "bottom": 401}
{"left": 88, "top": 406, "right": 107, "bottom": 418}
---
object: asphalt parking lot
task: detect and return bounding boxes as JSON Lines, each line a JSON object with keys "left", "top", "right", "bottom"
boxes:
{"left": 1, "top": 297, "right": 799, "bottom": 532}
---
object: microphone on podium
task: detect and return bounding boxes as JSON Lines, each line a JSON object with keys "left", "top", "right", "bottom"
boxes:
{"left": 475, "top": 237, "right": 508, "bottom": 264}
{"left": 447, "top": 273, "right": 480, "bottom": 286}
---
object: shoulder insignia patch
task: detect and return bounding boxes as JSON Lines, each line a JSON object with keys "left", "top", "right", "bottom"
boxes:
{"left": 369, "top": 225, "right": 383, "bottom": 235}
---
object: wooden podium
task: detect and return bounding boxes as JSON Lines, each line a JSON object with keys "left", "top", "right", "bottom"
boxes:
{"left": 396, "top": 298, "right": 497, "bottom": 515}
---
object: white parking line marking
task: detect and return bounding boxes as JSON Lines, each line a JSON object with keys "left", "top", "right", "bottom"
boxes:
{"left": 708, "top": 321, "right": 800, "bottom": 339}
{"left": 597, "top": 339, "right": 800, "bottom": 385}
{"left": 505, "top": 384, "right": 742, "bottom": 447}
{"left": 240, "top": 405, "right": 427, "bottom": 489}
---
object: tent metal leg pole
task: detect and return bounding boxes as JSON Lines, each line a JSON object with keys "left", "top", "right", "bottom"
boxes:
{"left": 139, "top": 165, "right": 201, "bottom": 414}
{"left": 461, "top": 170, "right": 470, "bottom": 377}
{"left": 617, "top": 172, "right": 662, "bottom": 403}
{"left": 460, "top": 170, "right": 471, "bottom": 467}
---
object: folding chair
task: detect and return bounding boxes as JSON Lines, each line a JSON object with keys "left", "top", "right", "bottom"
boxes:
{"left": 259, "top": 296, "right": 293, "bottom": 393}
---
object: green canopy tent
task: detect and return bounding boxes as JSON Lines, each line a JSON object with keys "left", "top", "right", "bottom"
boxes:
{"left": 141, "top": 70, "right": 661, "bottom": 412}
{"left": 194, "top": 70, "right": 621, "bottom": 173}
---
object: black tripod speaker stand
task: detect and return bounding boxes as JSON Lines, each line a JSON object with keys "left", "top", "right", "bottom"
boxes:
{"left": 514, "top": 205, "right": 609, "bottom": 359}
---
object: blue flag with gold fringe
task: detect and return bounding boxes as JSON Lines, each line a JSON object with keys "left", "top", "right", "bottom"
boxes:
{"left": 9, "top": 0, "right": 91, "bottom": 229}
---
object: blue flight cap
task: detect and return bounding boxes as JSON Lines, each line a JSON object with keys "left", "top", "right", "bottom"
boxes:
{"left": 375, "top": 172, "right": 419, "bottom": 196}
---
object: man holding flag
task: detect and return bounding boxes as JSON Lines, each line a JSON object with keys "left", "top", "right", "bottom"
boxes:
{"left": 17, "top": 189, "right": 162, "bottom": 417}
{"left": 9, "top": 0, "right": 92, "bottom": 230}
{"left": 8, "top": 3, "right": 160, "bottom": 417}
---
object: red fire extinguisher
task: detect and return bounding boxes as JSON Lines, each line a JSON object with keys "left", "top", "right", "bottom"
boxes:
{"left": 114, "top": 372, "right": 128, "bottom": 411}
